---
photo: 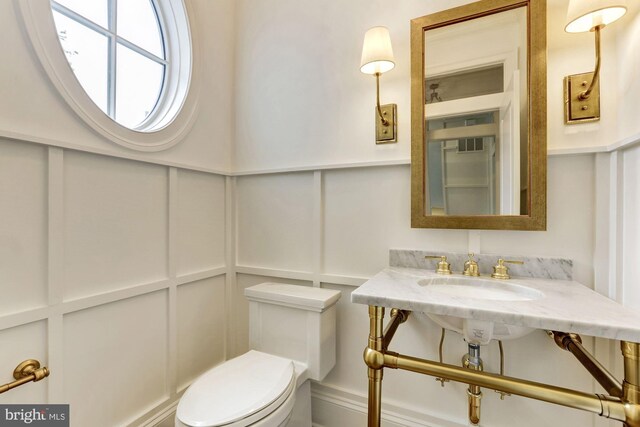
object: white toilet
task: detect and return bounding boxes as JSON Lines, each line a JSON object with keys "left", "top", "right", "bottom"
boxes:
{"left": 175, "top": 283, "right": 342, "bottom": 427}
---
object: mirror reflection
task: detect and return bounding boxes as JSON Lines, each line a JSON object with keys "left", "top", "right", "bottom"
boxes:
{"left": 424, "top": 7, "right": 528, "bottom": 216}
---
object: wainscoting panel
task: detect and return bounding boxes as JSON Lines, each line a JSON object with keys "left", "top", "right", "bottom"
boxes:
{"left": 177, "top": 276, "right": 226, "bottom": 390}
{"left": 322, "top": 166, "right": 468, "bottom": 278}
{"left": 236, "top": 173, "right": 315, "bottom": 273}
{"left": 63, "top": 151, "right": 169, "bottom": 301}
{"left": 63, "top": 291, "right": 169, "bottom": 426}
{"left": 0, "top": 139, "right": 48, "bottom": 315}
{"left": 0, "top": 321, "right": 47, "bottom": 404}
{"left": 176, "top": 170, "right": 226, "bottom": 276}
{"left": 0, "top": 139, "right": 227, "bottom": 427}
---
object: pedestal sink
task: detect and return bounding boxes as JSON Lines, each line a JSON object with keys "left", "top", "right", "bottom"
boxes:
{"left": 418, "top": 276, "right": 545, "bottom": 345}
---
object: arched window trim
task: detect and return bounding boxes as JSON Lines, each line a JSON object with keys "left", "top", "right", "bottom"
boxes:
{"left": 19, "top": 0, "right": 200, "bottom": 152}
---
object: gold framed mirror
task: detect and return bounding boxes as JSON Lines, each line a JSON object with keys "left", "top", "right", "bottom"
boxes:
{"left": 411, "top": 0, "right": 546, "bottom": 230}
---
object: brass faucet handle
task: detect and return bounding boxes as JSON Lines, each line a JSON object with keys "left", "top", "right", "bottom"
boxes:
{"left": 463, "top": 253, "right": 480, "bottom": 277}
{"left": 491, "top": 259, "right": 525, "bottom": 280}
{"left": 424, "top": 255, "right": 452, "bottom": 275}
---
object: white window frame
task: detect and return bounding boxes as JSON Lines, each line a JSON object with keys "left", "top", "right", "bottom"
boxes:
{"left": 19, "top": 0, "right": 200, "bottom": 152}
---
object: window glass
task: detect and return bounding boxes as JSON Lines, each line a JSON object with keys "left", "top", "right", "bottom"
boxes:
{"left": 116, "top": 44, "right": 164, "bottom": 128}
{"left": 55, "top": 0, "right": 108, "bottom": 28}
{"left": 117, "top": 0, "right": 164, "bottom": 57}
{"left": 52, "top": 11, "right": 109, "bottom": 114}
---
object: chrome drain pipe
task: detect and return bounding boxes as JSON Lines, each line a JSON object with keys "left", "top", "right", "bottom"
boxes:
{"left": 463, "top": 343, "right": 483, "bottom": 425}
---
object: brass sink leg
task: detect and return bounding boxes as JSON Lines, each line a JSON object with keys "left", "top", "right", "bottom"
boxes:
{"left": 621, "top": 341, "right": 640, "bottom": 427}
{"left": 550, "top": 331, "right": 623, "bottom": 397}
{"left": 365, "top": 306, "right": 385, "bottom": 427}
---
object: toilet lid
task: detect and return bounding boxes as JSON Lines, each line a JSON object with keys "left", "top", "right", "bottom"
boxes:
{"left": 177, "top": 350, "right": 295, "bottom": 427}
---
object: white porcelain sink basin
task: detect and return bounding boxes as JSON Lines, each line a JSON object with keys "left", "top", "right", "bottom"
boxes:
{"left": 418, "top": 276, "right": 545, "bottom": 345}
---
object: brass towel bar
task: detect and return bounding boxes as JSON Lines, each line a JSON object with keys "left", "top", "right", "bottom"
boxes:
{"left": 0, "top": 359, "right": 49, "bottom": 395}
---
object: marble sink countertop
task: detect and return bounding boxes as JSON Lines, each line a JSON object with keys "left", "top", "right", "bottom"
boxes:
{"left": 351, "top": 267, "right": 640, "bottom": 343}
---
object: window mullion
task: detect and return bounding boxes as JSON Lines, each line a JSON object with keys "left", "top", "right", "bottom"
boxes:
{"left": 116, "top": 36, "right": 168, "bottom": 65}
{"left": 107, "top": 0, "right": 117, "bottom": 119}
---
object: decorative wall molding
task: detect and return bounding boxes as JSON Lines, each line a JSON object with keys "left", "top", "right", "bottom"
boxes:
{"left": 0, "top": 129, "right": 231, "bottom": 176}
{"left": 0, "top": 142, "right": 228, "bottom": 425}
{"left": 4, "top": 125, "right": 640, "bottom": 179}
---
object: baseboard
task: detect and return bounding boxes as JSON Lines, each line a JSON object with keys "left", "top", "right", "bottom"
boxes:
{"left": 131, "top": 398, "right": 179, "bottom": 427}
{"left": 311, "top": 383, "right": 466, "bottom": 427}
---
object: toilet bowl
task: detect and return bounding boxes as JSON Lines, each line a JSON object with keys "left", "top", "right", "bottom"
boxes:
{"left": 175, "top": 283, "right": 341, "bottom": 427}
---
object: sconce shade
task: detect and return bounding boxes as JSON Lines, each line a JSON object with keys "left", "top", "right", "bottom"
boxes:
{"left": 565, "top": 0, "right": 627, "bottom": 33}
{"left": 360, "top": 26, "right": 395, "bottom": 74}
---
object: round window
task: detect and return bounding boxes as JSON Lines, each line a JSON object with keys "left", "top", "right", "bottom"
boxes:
{"left": 52, "top": 0, "right": 168, "bottom": 130}
{"left": 19, "top": 0, "right": 198, "bottom": 151}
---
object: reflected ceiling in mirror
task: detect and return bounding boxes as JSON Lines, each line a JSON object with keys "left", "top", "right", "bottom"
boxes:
{"left": 411, "top": 0, "right": 546, "bottom": 230}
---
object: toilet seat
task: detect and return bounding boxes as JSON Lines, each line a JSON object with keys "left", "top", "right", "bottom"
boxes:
{"left": 176, "top": 351, "right": 296, "bottom": 427}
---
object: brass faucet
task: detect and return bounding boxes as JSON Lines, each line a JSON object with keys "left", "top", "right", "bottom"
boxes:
{"left": 463, "top": 253, "right": 480, "bottom": 277}
{"left": 491, "top": 259, "right": 524, "bottom": 280}
{"left": 425, "top": 255, "right": 452, "bottom": 275}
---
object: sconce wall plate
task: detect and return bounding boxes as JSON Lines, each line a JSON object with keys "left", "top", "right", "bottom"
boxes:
{"left": 376, "top": 103, "right": 397, "bottom": 144}
{"left": 564, "top": 72, "right": 600, "bottom": 124}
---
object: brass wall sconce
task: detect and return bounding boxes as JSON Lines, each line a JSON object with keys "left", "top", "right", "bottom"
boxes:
{"left": 564, "top": 0, "right": 627, "bottom": 124}
{"left": 360, "top": 26, "right": 397, "bottom": 144}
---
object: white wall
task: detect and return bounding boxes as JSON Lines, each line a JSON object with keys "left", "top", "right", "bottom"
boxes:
{"left": 0, "top": 0, "right": 234, "bottom": 426}
{"left": 2, "top": 0, "right": 640, "bottom": 426}
{"left": 616, "top": 6, "right": 640, "bottom": 140}
{"left": 231, "top": 0, "right": 638, "bottom": 425}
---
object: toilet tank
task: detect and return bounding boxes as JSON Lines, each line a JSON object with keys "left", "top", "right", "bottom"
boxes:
{"left": 244, "top": 283, "right": 342, "bottom": 382}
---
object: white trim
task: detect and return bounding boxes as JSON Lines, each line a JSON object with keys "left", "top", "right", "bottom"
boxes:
{"left": 167, "top": 168, "right": 179, "bottom": 400}
{"left": 233, "top": 267, "right": 368, "bottom": 288}
{"left": 47, "top": 147, "right": 64, "bottom": 307}
{"left": 607, "top": 131, "right": 640, "bottom": 152}
{"left": 132, "top": 399, "right": 179, "bottom": 427}
{"left": 0, "top": 129, "right": 231, "bottom": 175}
{"left": 46, "top": 146, "right": 64, "bottom": 403}
{"left": 318, "top": 274, "right": 369, "bottom": 287}
{"left": 610, "top": 151, "right": 625, "bottom": 303}
{"left": 235, "top": 265, "right": 315, "bottom": 282}
{"left": 225, "top": 176, "right": 237, "bottom": 358}
{"left": 312, "top": 171, "right": 322, "bottom": 288}
{"left": 232, "top": 159, "right": 412, "bottom": 176}
{"left": 3, "top": 124, "right": 640, "bottom": 177}
{"left": 425, "top": 93, "right": 503, "bottom": 120}
{"left": 18, "top": 0, "right": 200, "bottom": 152}
{"left": 0, "top": 270, "right": 226, "bottom": 332}
{"left": 548, "top": 146, "right": 608, "bottom": 156}
{"left": 176, "top": 267, "right": 227, "bottom": 285}
{"left": 126, "top": 394, "right": 184, "bottom": 427}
